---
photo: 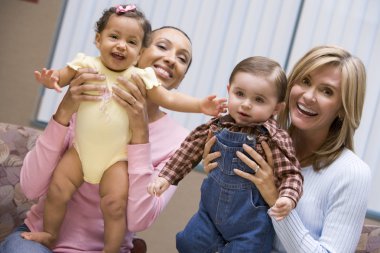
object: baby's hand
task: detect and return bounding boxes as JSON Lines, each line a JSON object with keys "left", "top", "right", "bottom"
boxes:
{"left": 200, "top": 95, "right": 227, "bottom": 116}
{"left": 34, "top": 68, "right": 62, "bottom": 92}
{"left": 147, "top": 177, "right": 170, "bottom": 197}
{"left": 268, "top": 196, "right": 295, "bottom": 221}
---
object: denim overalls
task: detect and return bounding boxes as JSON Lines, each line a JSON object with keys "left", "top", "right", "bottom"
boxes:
{"left": 176, "top": 128, "right": 274, "bottom": 253}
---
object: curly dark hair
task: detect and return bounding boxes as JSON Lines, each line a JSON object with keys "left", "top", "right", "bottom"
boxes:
{"left": 95, "top": 4, "right": 152, "bottom": 48}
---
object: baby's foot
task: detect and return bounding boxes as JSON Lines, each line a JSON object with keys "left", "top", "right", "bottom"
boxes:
{"left": 21, "top": 231, "right": 56, "bottom": 249}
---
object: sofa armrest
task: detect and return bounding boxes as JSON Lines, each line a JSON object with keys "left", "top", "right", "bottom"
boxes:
{"left": 0, "top": 122, "right": 41, "bottom": 241}
{"left": 356, "top": 224, "right": 380, "bottom": 253}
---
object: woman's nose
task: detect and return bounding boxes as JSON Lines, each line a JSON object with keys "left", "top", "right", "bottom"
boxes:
{"left": 163, "top": 52, "right": 176, "bottom": 66}
{"left": 303, "top": 88, "right": 317, "bottom": 103}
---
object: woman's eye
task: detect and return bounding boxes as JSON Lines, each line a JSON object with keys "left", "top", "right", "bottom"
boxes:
{"left": 322, "top": 88, "right": 333, "bottom": 96}
{"left": 301, "top": 77, "right": 311, "bottom": 86}
{"left": 178, "top": 56, "right": 187, "bottom": 64}
{"left": 156, "top": 44, "right": 167, "bottom": 50}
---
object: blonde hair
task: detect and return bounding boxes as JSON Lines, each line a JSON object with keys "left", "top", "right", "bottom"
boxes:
{"left": 278, "top": 45, "right": 366, "bottom": 170}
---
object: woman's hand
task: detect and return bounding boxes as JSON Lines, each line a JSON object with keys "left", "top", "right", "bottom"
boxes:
{"left": 202, "top": 131, "right": 221, "bottom": 174}
{"left": 53, "top": 68, "right": 106, "bottom": 126}
{"left": 234, "top": 141, "right": 279, "bottom": 207}
{"left": 113, "top": 74, "right": 149, "bottom": 144}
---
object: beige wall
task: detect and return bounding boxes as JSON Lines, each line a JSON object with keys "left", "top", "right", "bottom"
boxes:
{"left": 0, "top": 0, "right": 63, "bottom": 128}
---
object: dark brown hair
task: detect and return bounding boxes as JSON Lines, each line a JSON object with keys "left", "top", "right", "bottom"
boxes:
{"left": 229, "top": 56, "right": 287, "bottom": 102}
{"left": 95, "top": 5, "right": 152, "bottom": 48}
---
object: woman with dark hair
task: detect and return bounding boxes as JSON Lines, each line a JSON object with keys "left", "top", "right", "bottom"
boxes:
{"left": 0, "top": 26, "right": 194, "bottom": 253}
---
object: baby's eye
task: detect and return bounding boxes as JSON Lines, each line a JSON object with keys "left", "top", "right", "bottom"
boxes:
{"left": 255, "top": 97, "right": 265, "bottom": 103}
{"left": 110, "top": 34, "right": 118, "bottom": 39}
{"left": 236, "top": 91, "right": 244, "bottom": 97}
{"left": 128, "top": 40, "right": 137, "bottom": 45}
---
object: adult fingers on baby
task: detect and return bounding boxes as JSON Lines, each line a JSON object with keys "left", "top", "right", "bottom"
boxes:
{"left": 112, "top": 90, "right": 130, "bottom": 108}
{"left": 233, "top": 168, "right": 256, "bottom": 183}
{"left": 70, "top": 84, "right": 105, "bottom": 101}
{"left": 205, "top": 131, "right": 215, "bottom": 143}
{"left": 202, "top": 135, "right": 220, "bottom": 173}
{"left": 73, "top": 68, "right": 104, "bottom": 86}
{"left": 261, "top": 141, "right": 274, "bottom": 168}
{"left": 241, "top": 143, "right": 273, "bottom": 175}
{"left": 74, "top": 67, "right": 99, "bottom": 77}
{"left": 203, "top": 134, "right": 216, "bottom": 158}
{"left": 117, "top": 75, "right": 146, "bottom": 101}
{"left": 237, "top": 147, "right": 277, "bottom": 190}
{"left": 203, "top": 161, "right": 218, "bottom": 174}
{"left": 202, "top": 151, "right": 220, "bottom": 174}
{"left": 130, "top": 74, "right": 147, "bottom": 98}
{"left": 70, "top": 69, "right": 104, "bottom": 87}
{"left": 236, "top": 149, "right": 262, "bottom": 177}
{"left": 112, "top": 85, "right": 138, "bottom": 107}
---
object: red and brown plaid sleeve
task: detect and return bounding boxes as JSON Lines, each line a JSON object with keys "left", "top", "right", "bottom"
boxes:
{"left": 270, "top": 127, "right": 303, "bottom": 206}
{"left": 158, "top": 119, "right": 215, "bottom": 185}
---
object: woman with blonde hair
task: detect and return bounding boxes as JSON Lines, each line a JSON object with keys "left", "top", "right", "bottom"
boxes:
{"left": 203, "top": 45, "right": 371, "bottom": 252}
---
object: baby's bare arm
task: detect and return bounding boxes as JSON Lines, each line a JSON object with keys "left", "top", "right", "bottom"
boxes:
{"left": 148, "top": 86, "right": 226, "bottom": 116}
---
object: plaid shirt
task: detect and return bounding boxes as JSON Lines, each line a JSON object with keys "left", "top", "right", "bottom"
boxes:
{"left": 159, "top": 114, "right": 303, "bottom": 205}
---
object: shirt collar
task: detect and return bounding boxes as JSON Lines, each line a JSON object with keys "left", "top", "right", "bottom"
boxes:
{"left": 217, "top": 114, "right": 279, "bottom": 137}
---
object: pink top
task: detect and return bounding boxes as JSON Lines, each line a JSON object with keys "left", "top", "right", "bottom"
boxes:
{"left": 20, "top": 114, "right": 189, "bottom": 253}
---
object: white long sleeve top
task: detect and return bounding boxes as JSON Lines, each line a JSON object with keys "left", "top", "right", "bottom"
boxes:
{"left": 271, "top": 148, "right": 371, "bottom": 253}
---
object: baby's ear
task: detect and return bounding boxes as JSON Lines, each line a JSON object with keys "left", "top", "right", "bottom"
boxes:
{"left": 273, "top": 102, "right": 285, "bottom": 116}
{"left": 95, "top": 33, "right": 101, "bottom": 49}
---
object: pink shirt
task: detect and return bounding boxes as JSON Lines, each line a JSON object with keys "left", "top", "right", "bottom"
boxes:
{"left": 20, "top": 114, "right": 189, "bottom": 253}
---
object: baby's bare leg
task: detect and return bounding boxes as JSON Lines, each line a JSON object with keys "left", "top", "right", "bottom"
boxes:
{"left": 99, "top": 161, "right": 128, "bottom": 253}
{"left": 23, "top": 147, "right": 84, "bottom": 248}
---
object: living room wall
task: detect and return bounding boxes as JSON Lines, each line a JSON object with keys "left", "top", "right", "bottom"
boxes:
{"left": 0, "top": 0, "right": 63, "bottom": 128}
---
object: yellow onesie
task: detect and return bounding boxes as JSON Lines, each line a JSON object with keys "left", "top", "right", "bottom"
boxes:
{"left": 68, "top": 53, "right": 160, "bottom": 184}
